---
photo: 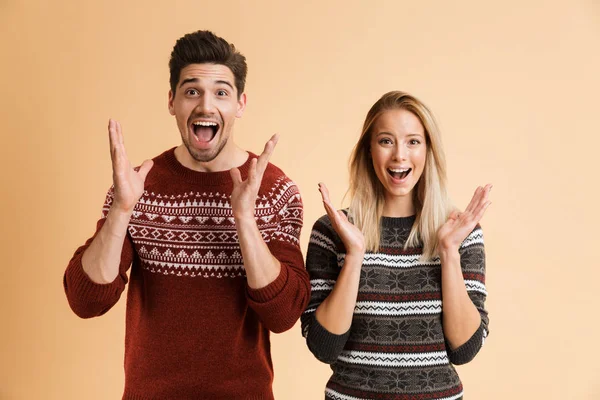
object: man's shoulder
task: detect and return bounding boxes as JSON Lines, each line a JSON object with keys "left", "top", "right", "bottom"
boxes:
{"left": 260, "top": 161, "right": 302, "bottom": 207}
{"left": 151, "top": 147, "right": 177, "bottom": 163}
{"left": 262, "top": 160, "right": 297, "bottom": 187}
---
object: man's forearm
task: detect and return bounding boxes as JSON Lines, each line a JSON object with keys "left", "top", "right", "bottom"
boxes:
{"left": 81, "top": 209, "right": 132, "bottom": 284}
{"left": 235, "top": 216, "right": 281, "bottom": 289}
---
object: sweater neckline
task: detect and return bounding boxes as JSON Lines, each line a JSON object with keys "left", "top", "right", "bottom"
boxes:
{"left": 162, "top": 147, "right": 255, "bottom": 186}
{"left": 380, "top": 215, "right": 416, "bottom": 229}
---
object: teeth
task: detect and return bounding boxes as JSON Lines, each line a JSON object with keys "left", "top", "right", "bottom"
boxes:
{"left": 192, "top": 121, "right": 218, "bottom": 126}
{"left": 388, "top": 168, "right": 409, "bottom": 173}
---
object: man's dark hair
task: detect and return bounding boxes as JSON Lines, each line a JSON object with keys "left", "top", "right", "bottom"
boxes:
{"left": 169, "top": 30, "right": 247, "bottom": 98}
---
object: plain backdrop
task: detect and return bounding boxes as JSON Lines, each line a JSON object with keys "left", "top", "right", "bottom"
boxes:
{"left": 1, "top": 0, "right": 599, "bottom": 399}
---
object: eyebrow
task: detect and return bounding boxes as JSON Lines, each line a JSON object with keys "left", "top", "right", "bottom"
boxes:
{"left": 376, "top": 131, "right": 424, "bottom": 138}
{"left": 179, "top": 78, "right": 234, "bottom": 90}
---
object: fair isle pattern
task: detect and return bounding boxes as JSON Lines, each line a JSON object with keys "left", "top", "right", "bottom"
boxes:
{"left": 302, "top": 215, "right": 487, "bottom": 400}
{"left": 353, "top": 300, "right": 442, "bottom": 316}
{"left": 101, "top": 176, "right": 302, "bottom": 279}
{"left": 337, "top": 350, "right": 449, "bottom": 367}
{"left": 325, "top": 387, "right": 464, "bottom": 400}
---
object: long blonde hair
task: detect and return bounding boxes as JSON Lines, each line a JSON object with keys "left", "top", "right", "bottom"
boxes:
{"left": 347, "top": 91, "right": 452, "bottom": 260}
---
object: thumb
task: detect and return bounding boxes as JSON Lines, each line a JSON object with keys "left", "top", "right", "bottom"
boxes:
{"left": 230, "top": 167, "right": 242, "bottom": 185}
{"left": 448, "top": 210, "right": 460, "bottom": 220}
{"left": 138, "top": 160, "right": 154, "bottom": 181}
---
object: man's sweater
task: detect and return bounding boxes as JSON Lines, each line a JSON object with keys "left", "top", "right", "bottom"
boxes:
{"left": 64, "top": 148, "right": 310, "bottom": 400}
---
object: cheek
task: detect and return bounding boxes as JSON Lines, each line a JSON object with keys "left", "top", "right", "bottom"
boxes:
{"left": 370, "top": 147, "right": 387, "bottom": 170}
{"left": 371, "top": 153, "right": 385, "bottom": 174}
{"left": 414, "top": 148, "right": 427, "bottom": 169}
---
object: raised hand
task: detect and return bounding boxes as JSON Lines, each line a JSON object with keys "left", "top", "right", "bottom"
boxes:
{"left": 230, "top": 134, "right": 278, "bottom": 220}
{"left": 318, "top": 183, "right": 366, "bottom": 256}
{"left": 108, "top": 119, "right": 153, "bottom": 214}
{"left": 437, "top": 184, "right": 492, "bottom": 252}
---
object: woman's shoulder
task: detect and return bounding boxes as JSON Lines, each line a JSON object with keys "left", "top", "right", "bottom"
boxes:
{"left": 311, "top": 209, "right": 349, "bottom": 230}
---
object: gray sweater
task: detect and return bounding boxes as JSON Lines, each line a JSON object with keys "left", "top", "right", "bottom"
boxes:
{"left": 301, "top": 214, "right": 489, "bottom": 400}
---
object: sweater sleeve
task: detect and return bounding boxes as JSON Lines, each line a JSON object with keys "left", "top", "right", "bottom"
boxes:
{"left": 446, "top": 225, "right": 490, "bottom": 365}
{"left": 245, "top": 180, "right": 310, "bottom": 333}
{"left": 63, "top": 188, "right": 134, "bottom": 319}
{"left": 300, "top": 215, "right": 351, "bottom": 364}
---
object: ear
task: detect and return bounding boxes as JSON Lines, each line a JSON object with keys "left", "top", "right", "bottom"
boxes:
{"left": 168, "top": 90, "right": 175, "bottom": 116}
{"left": 235, "top": 93, "right": 247, "bottom": 118}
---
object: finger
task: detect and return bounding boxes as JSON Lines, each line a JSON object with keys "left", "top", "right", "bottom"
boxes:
{"left": 137, "top": 160, "right": 154, "bottom": 181}
{"left": 318, "top": 182, "right": 335, "bottom": 208}
{"left": 247, "top": 157, "right": 259, "bottom": 186}
{"left": 108, "top": 119, "right": 117, "bottom": 162}
{"left": 464, "top": 186, "right": 482, "bottom": 214}
{"left": 109, "top": 119, "right": 125, "bottom": 173}
{"left": 472, "top": 184, "right": 492, "bottom": 215}
{"left": 256, "top": 134, "right": 279, "bottom": 177}
{"left": 116, "top": 120, "right": 124, "bottom": 145}
{"left": 110, "top": 120, "right": 133, "bottom": 173}
{"left": 230, "top": 167, "right": 243, "bottom": 185}
{"left": 473, "top": 201, "right": 492, "bottom": 222}
{"left": 318, "top": 183, "right": 340, "bottom": 222}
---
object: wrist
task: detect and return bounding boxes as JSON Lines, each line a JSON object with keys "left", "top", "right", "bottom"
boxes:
{"left": 438, "top": 246, "right": 460, "bottom": 262}
{"left": 105, "top": 208, "right": 133, "bottom": 237}
{"left": 234, "top": 214, "right": 257, "bottom": 227}
{"left": 110, "top": 200, "right": 136, "bottom": 216}
{"left": 345, "top": 250, "right": 365, "bottom": 262}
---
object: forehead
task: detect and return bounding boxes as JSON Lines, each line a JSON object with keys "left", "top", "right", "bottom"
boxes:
{"left": 372, "top": 109, "right": 425, "bottom": 136}
{"left": 178, "top": 63, "right": 235, "bottom": 86}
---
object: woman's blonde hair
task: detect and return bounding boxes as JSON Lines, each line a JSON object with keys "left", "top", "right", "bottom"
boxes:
{"left": 346, "top": 91, "right": 452, "bottom": 260}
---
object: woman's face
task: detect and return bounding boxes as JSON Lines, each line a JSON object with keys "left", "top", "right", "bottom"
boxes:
{"left": 370, "top": 109, "right": 427, "bottom": 210}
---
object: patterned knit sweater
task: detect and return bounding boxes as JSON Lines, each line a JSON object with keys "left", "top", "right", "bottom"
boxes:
{"left": 64, "top": 148, "right": 310, "bottom": 400}
{"left": 301, "top": 214, "right": 488, "bottom": 400}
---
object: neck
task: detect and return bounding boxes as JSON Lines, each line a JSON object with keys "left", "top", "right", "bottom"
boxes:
{"left": 382, "top": 195, "right": 415, "bottom": 217}
{"left": 174, "top": 142, "right": 248, "bottom": 172}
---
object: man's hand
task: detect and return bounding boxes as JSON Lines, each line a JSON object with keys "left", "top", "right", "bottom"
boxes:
{"left": 230, "top": 134, "right": 278, "bottom": 220}
{"left": 108, "top": 119, "right": 153, "bottom": 214}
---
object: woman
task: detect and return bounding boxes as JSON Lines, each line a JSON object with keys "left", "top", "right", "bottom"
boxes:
{"left": 302, "top": 91, "right": 490, "bottom": 400}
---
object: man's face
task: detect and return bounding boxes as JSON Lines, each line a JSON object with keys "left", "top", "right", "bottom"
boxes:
{"left": 168, "top": 63, "right": 246, "bottom": 164}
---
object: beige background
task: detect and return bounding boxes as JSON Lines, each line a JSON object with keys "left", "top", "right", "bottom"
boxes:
{"left": 1, "top": 0, "right": 599, "bottom": 399}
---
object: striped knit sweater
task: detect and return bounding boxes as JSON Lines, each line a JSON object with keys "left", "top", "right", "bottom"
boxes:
{"left": 64, "top": 148, "right": 310, "bottom": 400}
{"left": 301, "top": 214, "right": 488, "bottom": 400}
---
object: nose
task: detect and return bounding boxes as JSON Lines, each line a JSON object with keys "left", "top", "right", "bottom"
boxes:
{"left": 196, "top": 93, "right": 216, "bottom": 114}
{"left": 392, "top": 143, "right": 408, "bottom": 161}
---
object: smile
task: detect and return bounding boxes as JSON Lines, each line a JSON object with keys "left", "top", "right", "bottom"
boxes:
{"left": 387, "top": 167, "right": 411, "bottom": 181}
{"left": 191, "top": 120, "right": 220, "bottom": 143}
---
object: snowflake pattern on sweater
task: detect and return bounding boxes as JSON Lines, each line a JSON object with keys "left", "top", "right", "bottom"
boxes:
{"left": 302, "top": 214, "right": 488, "bottom": 400}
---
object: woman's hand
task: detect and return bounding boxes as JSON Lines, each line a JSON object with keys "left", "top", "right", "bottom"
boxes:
{"left": 437, "top": 184, "right": 492, "bottom": 253}
{"left": 318, "top": 183, "right": 366, "bottom": 257}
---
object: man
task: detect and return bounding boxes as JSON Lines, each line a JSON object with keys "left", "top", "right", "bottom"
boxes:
{"left": 63, "top": 30, "right": 310, "bottom": 400}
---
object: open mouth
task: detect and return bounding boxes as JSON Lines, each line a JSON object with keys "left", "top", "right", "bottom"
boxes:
{"left": 191, "top": 121, "right": 220, "bottom": 143}
{"left": 387, "top": 167, "right": 411, "bottom": 180}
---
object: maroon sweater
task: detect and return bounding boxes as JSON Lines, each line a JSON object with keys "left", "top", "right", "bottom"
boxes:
{"left": 64, "top": 148, "right": 310, "bottom": 400}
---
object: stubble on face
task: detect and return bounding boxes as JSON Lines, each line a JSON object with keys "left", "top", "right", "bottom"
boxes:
{"left": 169, "top": 63, "right": 245, "bottom": 171}
{"left": 182, "top": 112, "right": 228, "bottom": 163}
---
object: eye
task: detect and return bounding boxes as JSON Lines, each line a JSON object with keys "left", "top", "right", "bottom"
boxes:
{"left": 216, "top": 89, "right": 228, "bottom": 97}
{"left": 185, "top": 88, "right": 199, "bottom": 96}
{"left": 409, "top": 139, "right": 421, "bottom": 145}
{"left": 379, "top": 138, "right": 393, "bottom": 145}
